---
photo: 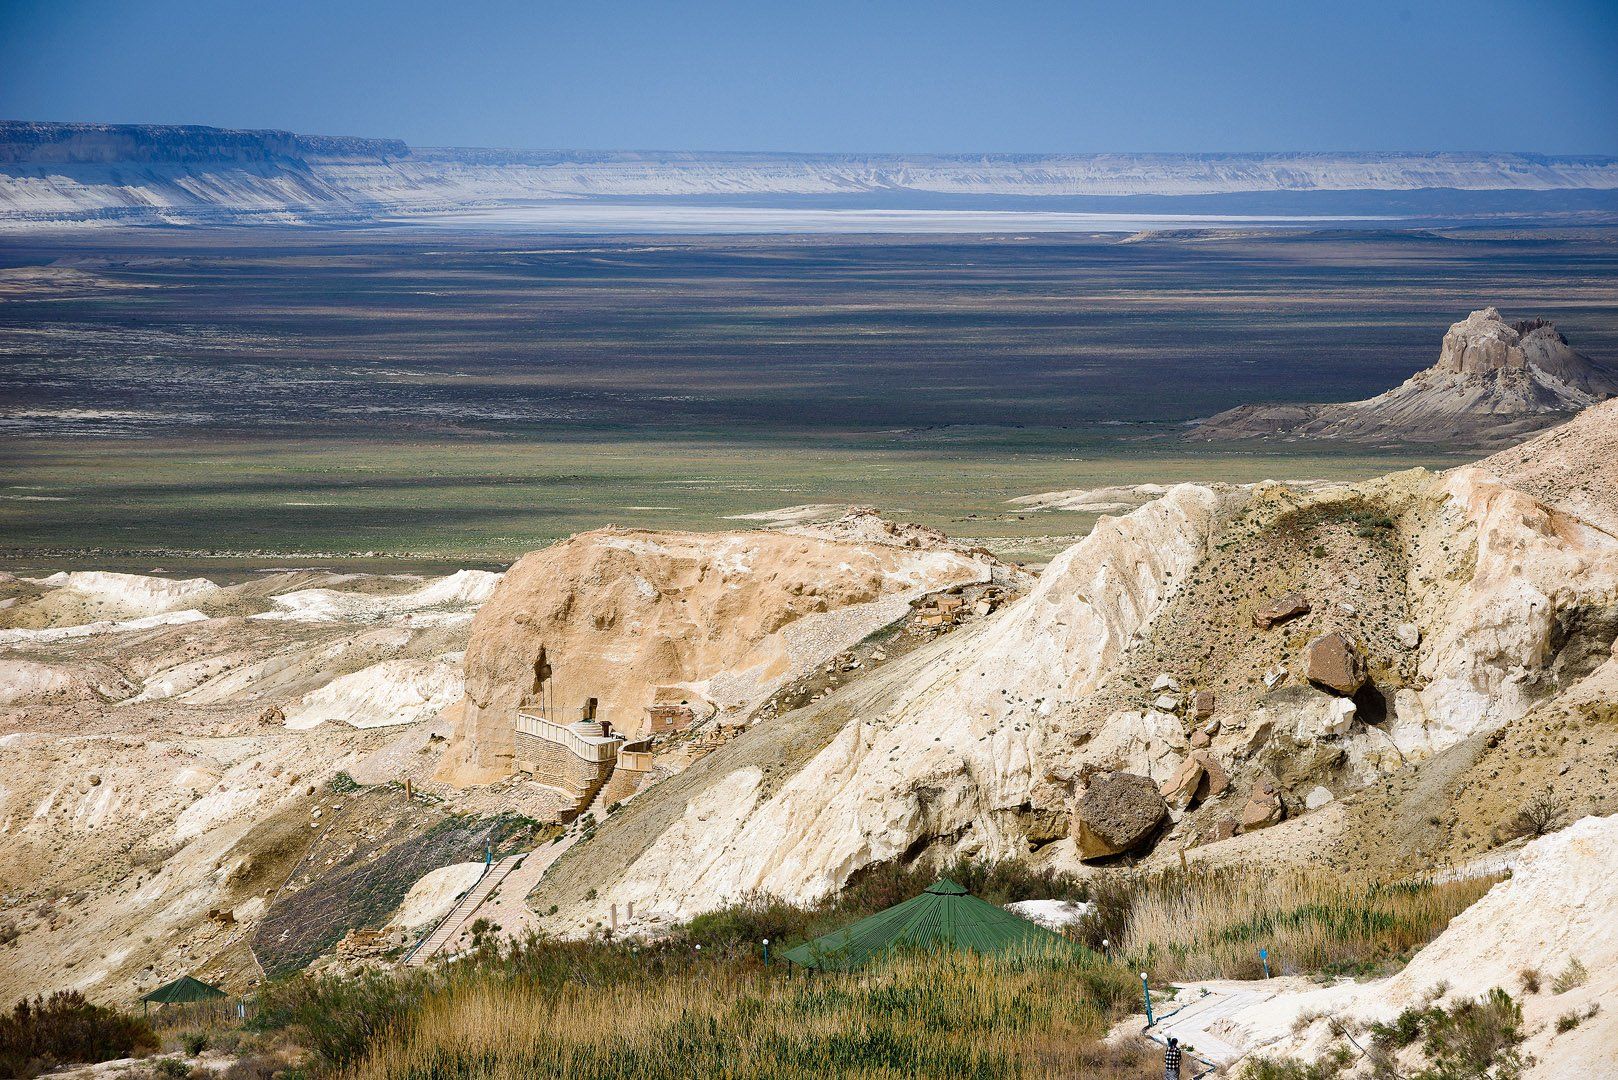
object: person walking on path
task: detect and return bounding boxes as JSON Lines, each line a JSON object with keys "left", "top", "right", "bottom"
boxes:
{"left": 1164, "top": 1035, "right": 1182, "bottom": 1080}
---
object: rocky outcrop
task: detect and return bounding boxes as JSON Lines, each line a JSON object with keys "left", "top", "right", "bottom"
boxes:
{"left": 1479, "top": 398, "right": 1618, "bottom": 536}
{"left": 441, "top": 521, "right": 992, "bottom": 785}
{"left": 1192, "top": 309, "right": 1618, "bottom": 447}
{"left": 1075, "top": 773, "right": 1169, "bottom": 858}
{"left": 543, "top": 485, "right": 1220, "bottom": 920}
{"left": 1389, "top": 466, "right": 1618, "bottom": 759}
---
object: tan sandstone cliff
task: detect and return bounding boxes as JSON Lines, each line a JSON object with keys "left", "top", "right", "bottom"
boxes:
{"left": 439, "top": 516, "right": 994, "bottom": 785}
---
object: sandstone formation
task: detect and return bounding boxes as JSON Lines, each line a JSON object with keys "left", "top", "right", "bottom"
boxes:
{"left": 11, "top": 395, "right": 1618, "bottom": 1005}
{"left": 1479, "top": 397, "right": 1618, "bottom": 536}
{"left": 442, "top": 518, "right": 992, "bottom": 785}
{"left": 1304, "top": 633, "right": 1367, "bottom": 696}
{"left": 1192, "top": 308, "right": 1618, "bottom": 447}
{"left": 1075, "top": 773, "right": 1169, "bottom": 858}
{"left": 0, "top": 567, "right": 509, "bottom": 1004}
{"left": 545, "top": 485, "right": 1220, "bottom": 919}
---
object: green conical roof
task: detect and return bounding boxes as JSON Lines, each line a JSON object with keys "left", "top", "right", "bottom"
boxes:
{"left": 780, "top": 878, "right": 1079, "bottom": 971}
{"left": 141, "top": 975, "right": 226, "bottom": 1004}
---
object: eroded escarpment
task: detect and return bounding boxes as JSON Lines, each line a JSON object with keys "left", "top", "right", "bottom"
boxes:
{"left": 525, "top": 411, "right": 1618, "bottom": 934}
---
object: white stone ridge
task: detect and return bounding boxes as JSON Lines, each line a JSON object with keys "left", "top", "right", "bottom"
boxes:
{"left": 34, "top": 571, "right": 222, "bottom": 616}
{"left": 254, "top": 570, "right": 501, "bottom": 623}
{"left": 1395, "top": 468, "right": 1618, "bottom": 757}
{"left": 595, "top": 484, "right": 1220, "bottom": 917}
{"left": 0, "top": 609, "right": 210, "bottom": 648}
{"left": 284, "top": 653, "right": 465, "bottom": 729}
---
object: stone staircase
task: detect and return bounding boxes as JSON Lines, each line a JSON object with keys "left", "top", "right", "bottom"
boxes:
{"left": 403, "top": 852, "right": 524, "bottom": 967}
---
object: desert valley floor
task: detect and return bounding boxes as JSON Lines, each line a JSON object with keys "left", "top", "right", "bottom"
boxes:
{"left": 6, "top": 227, "right": 1617, "bottom": 568}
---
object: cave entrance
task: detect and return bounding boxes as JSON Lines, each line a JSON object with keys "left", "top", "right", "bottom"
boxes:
{"left": 523, "top": 648, "right": 554, "bottom": 716}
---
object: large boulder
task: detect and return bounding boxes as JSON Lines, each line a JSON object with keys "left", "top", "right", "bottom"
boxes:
{"left": 1196, "top": 750, "right": 1230, "bottom": 798}
{"left": 1074, "top": 773, "right": 1169, "bottom": 859}
{"left": 1305, "top": 632, "right": 1367, "bottom": 696}
{"left": 441, "top": 521, "right": 990, "bottom": 784}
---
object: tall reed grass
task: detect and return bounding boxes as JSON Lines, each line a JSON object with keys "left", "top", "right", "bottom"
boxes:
{"left": 345, "top": 946, "right": 1153, "bottom": 1080}
{"left": 237, "top": 861, "right": 1495, "bottom": 1078}
{"left": 1087, "top": 867, "right": 1500, "bottom": 981}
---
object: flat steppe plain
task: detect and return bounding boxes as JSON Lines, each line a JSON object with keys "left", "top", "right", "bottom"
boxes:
{"left": 3, "top": 227, "right": 1615, "bottom": 569}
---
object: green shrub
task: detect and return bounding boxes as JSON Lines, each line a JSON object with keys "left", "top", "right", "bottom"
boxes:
{"left": 0, "top": 991, "right": 158, "bottom": 1076}
{"left": 1370, "top": 1005, "right": 1432, "bottom": 1051}
{"left": 1411, "top": 987, "right": 1525, "bottom": 1080}
{"left": 250, "top": 971, "right": 438, "bottom": 1072}
{"left": 181, "top": 1030, "right": 209, "bottom": 1055}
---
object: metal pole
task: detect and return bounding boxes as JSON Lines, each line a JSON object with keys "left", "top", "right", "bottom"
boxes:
{"left": 1141, "top": 972, "right": 1155, "bottom": 1027}
{"left": 1260, "top": 948, "right": 1271, "bottom": 979}
{"left": 763, "top": 937, "right": 770, "bottom": 966}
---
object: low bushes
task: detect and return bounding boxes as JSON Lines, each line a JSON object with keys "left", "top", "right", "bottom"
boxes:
{"left": 0, "top": 990, "right": 158, "bottom": 1077}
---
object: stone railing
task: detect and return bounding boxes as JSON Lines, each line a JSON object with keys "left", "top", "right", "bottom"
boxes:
{"left": 515, "top": 711, "right": 622, "bottom": 764}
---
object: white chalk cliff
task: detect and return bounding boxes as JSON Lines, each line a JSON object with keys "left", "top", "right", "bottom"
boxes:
{"left": 4, "top": 123, "right": 1617, "bottom": 226}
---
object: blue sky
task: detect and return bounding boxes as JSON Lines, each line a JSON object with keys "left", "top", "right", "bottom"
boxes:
{"left": 1, "top": 0, "right": 1615, "bottom": 153}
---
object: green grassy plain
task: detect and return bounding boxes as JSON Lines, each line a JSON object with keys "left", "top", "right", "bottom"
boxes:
{"left": 0, "top": 428, "right": 1468, "bottom": 572}
{"left": 3, "top": 227, "right": 1608, "bottom": 571}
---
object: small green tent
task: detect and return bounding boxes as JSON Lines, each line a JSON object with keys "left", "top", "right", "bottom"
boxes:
{"left": 780, "top": 879, "right": 1081, "bottom": 971}
{"left": 141, "top": 975, "right": 226, "bottom": 1009}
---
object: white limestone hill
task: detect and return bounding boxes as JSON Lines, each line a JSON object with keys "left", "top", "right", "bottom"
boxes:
{"left": 520, "top": 397, "right": 1618, "bottom": 934}
{"left": 1191, "top": 308, "right": 1618, "bottom": 447}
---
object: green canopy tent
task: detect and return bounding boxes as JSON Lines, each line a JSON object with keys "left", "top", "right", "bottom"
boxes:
{"left": 140, "top": 975, "right": 227, "bottom": 1014}
{"left": 779, "top": 879, "right": 1082, "bottom": 971}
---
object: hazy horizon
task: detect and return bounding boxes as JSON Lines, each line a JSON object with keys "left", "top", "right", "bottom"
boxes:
{"left": 3, "top": 0, "right": 1616, "bottom": 156}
